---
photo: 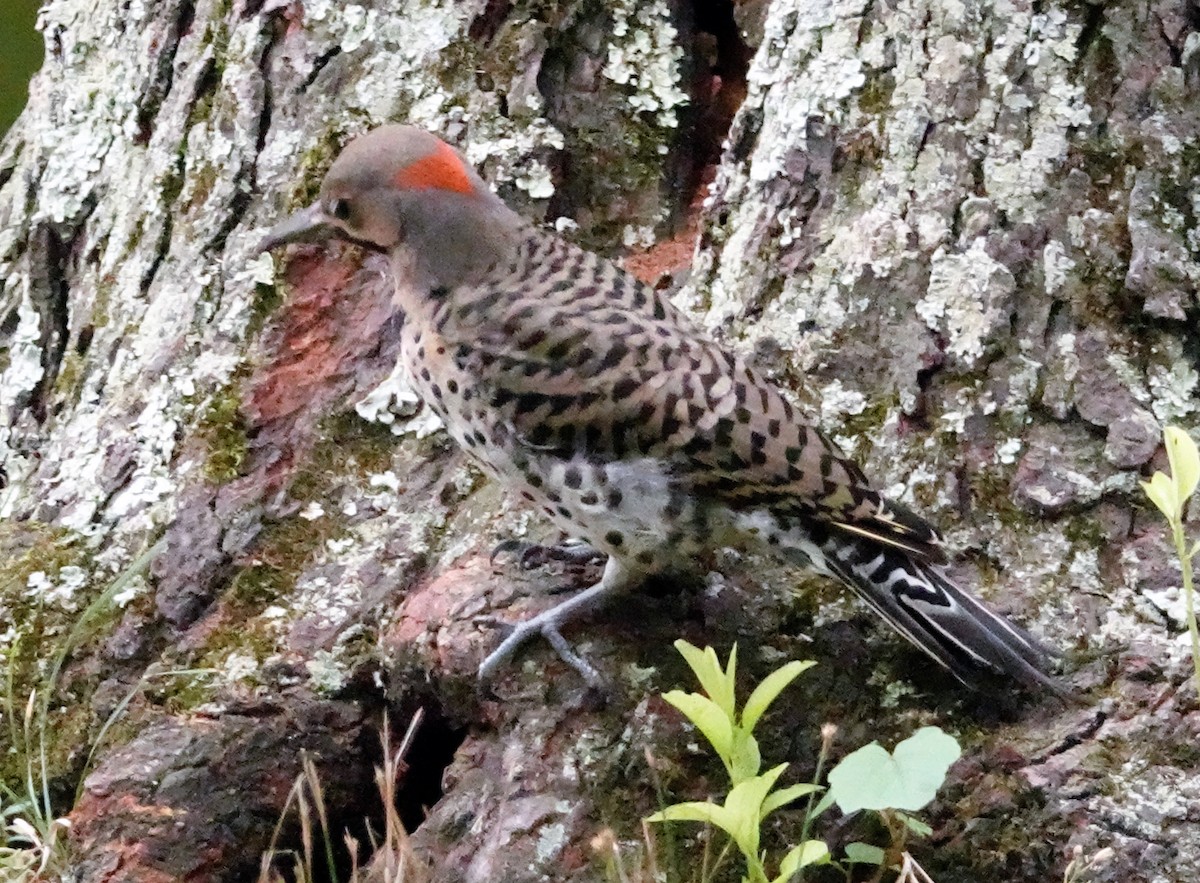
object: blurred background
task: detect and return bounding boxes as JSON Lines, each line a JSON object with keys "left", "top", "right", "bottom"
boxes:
{"left": 1, "top": 0, "right": 44, "bottom": 134}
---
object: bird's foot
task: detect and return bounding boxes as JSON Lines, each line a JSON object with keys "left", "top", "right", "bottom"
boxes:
{"left": 478, "top": 608, "right": 604, "bottom": 689}
{"left": 478, "top": 558, "right": 628, "bottom": 688}
{"left": 490, "top": 539, "right": 605, "bottom": 570}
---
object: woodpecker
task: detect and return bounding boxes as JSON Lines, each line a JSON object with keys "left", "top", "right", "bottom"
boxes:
{"left": 259, "top": 125, "right": 1059, "bottom": 693}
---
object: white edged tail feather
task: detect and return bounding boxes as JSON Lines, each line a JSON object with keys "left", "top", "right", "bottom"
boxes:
{"left": 816, "top": 534, "right": 1060, "bottom": 693}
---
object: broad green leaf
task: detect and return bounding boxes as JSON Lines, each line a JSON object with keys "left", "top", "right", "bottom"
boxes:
{"left": 724, "top": 765, "right": 787, "bottom": 859}
{"left": 843, "top": 842, "right": 886, "bottom": 865}
{"left": 646, "top": 800, "right": 725, "bottom": 827}
{"left": 1165, "top": 426, "right": 1200, "bottom": 505}
{"left": 674, "top": 640, "right": 737, "bottom": 719}
{"left": 894, "top": 810, "right": 933, "bottom": 837}
{"left": 1142, "top": 472, "right": 1179, "bottom": 521}
{"left": 662, "top": 690, "right": 734, "bottom": 760}
{"left": 728, "top": 729, "right": 762, "bottom": 783}
{"left": 827, "top": 726, "right": 962, "bottom": 813}
{"left": 760, "top": 782, "right": 821, "bottom": 816}
{"left": 776, "top": 840, "right": 830, "bottom": 880}
{"left": 742, "top": 660, "right": 816, "bottom": 732}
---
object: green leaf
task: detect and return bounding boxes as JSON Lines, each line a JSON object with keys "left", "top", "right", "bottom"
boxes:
{"left": 1165, "top": 426, "right": 1200, "bottom": 506}
{"left": 1190, "top": 540, "right": 1200, "bottom": 561}
{"left": 775, "top": 840, "right": 830, "bottom": 880}
{"left": 646, "top": 800, "right": 726, "bottom": 827}
{"left": 1142, "top": 472, "right": 1179, "bottom": 522}
{"left": 894, "top": 810, "right": 933, "bottom": 837}
{"left": 760, "top": 782, "right": 822, "bottom": 817}
{"left": 728, "top": 728, "right": 763, "bottom": 784}
{"left": 662, "top": 690, "right": 735, "bottom": 760}
{"left": 723, "top": 765, "right": 787, "bottom": 860}
{"left": 843, "top": 842, "right": 886, "bottom": 865}
{"left": 827, "top": 726, "right": 962, "bottom": 813}
{"left": 674, "top": 640, "right": 737, "bottom": 720}
{"left": 742, "top": 660, "right": 816, "bottom": 732}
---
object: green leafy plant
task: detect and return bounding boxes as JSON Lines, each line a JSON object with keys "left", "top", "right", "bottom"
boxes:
{"left": 1140, "top": 426, "right": 1200, "bottom": 695}
{"left": 826, "top": 727, "right": 961, "bottom": 880}
{"left": 646, "top": 641, "right": 827, "bottom": 883}
{"left": 646, "top": 641, "right": 963, "bottom": 883}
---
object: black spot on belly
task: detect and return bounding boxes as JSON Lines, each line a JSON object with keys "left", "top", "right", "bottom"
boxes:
{"left": 564, "top": 466, "right": 582, "bottom": 489}
{"left": 580, "top": 491, "right": 598, "bottom": 505}
{"left": 605, "top": 530, "right": 624, "bottom": 547}
{"left": 556, "top": 506, "right": 572, "bottom": 518}
{"left": 606, "top": 489, "right": 623, "bottom": 509}
{"left": 447, "top": 379, "right": 459, "bottom": 394}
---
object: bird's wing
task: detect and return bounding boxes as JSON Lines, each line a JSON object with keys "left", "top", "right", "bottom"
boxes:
{"left": 451, "top": 266, "right": 945, "bottom": 563}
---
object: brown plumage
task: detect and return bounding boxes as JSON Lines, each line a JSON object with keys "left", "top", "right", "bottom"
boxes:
{"left": 260, "top": 125, "right": 1059, "bottom": 693}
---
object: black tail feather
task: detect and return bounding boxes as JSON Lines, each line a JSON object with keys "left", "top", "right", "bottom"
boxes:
{"left": 817, "top": 534, "right": 1064, "bottom": 695}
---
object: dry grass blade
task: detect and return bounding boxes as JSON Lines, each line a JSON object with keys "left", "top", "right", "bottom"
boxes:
{"left": 256, "top": 710, "right": 429, "bottom": 883}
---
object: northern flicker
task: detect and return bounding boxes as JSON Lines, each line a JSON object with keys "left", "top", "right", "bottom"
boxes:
{"left": 259, "top": 125, "right": 1059, "bottom": 693}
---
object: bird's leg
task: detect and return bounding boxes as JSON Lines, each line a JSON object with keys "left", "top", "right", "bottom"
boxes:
{"left": 490, "top": 538, "right": 606, "bottom": 569}
{"left": 479, "top": 556, "right": 631, "bottom": 687}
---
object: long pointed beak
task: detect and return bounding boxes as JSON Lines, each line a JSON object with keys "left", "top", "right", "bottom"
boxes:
{"left": 257, "top": 202, "right": 332, "bottom": 252}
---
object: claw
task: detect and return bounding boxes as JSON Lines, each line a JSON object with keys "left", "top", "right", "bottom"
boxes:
{"left": 490, "top": 539, "right": 530, "bottom": 564}
{"left": 490, "top": 539, "right": 606, "bottom": 570}
{"left": 478, "top": 556, "right": 630, "bottom": 687}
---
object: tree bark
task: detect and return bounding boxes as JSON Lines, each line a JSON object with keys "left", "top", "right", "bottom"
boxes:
{"left": 0, "top": 0, "right": 1197, "bottom": 880}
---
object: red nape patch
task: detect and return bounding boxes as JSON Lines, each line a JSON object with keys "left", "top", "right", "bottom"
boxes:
{"left": 394, "top": 140, "right": 475, "bottom": 195}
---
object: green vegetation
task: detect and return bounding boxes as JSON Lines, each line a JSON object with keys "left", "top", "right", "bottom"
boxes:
{"left": 638, "top": 641, "right": 961, "bottom": 883}
{"left": 0, "top": 542, "right": 212, "bottom": 881}
{"left": 1140, "top": 426, "right": 1200, "bottom": 696}
{"left": 646, "top": 642, "right": 826, "bottom": 883}
{"left": 0, "top": 0, "right": 41, "bottom": 135}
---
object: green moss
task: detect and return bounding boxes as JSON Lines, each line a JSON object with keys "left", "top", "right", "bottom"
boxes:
{"left": 53, "top": 351, "right": 85, "bottom": 403}
{"left": 227, "top": 563, "right": 293, "bottom": 612}
{"left": 969, "top": 467, "right": 1036, "bottom": 531}
{"left": 857, "top": 70, "right": 895, "bottom": 119}
{"left": 186, "top": 162, "right": 220, "bottom": 213}
{"left": 197, "top": 376, "right": 251, "bottom": 483}
{"left": 838, "top": 393, "right": 897, "bottom": 460}
{"left": 288, "top": 412, "right": 400, "bottom": 502}
{"left": 246, "top": 281, "right": 284, "bottom": 339}
{"left": 536, "top": 1, "right": 683, "bottom": 252}
{"left": 92, "top": 281, "right": 112, "bottom": 328}
{"left": 288, "top": 126, "right": 352, "bottom": 208}
{"left": 1062, "top": 514, "right": 1106, "bottom": 548}
{"left": 0, "top": 524, "right": 107, "bottom": 797}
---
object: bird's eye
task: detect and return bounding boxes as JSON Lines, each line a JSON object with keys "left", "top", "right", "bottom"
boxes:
{"left": 329, "top": 199, "right": 351, "bottom": 222}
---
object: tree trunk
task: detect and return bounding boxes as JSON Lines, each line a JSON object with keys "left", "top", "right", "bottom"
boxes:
{"left": 0, "top": 0, "right": 1197, "bottom": 880}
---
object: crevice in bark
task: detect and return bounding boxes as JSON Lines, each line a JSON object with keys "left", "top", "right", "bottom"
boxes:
{"left": 684, "top": 0, "right": 752, "bottom": 193}
{"left": 27, "top": 223, "right": 72, "bottom": 423}
{"left": 468, "top": 0, "right": 513, "bottom": 44}
{"left": 134, "top": 0, "right": 195, "bottom": 145}
{"left": 301, "top": 47, "right": 342, "bottom": 93}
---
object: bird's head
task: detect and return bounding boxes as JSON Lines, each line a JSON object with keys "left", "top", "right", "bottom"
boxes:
{"left": 259, "top": 125, "right": 524, "bottom": 287}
